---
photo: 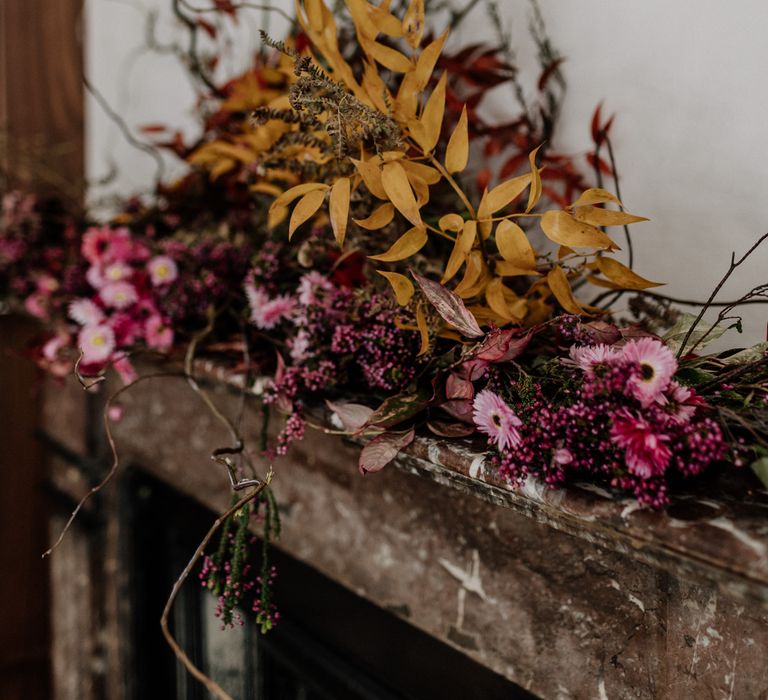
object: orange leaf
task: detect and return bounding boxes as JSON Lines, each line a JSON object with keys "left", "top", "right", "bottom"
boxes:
{"left": 381, "top": 160, "right": 423, "bottom": 226}
{"left": 329, "top": 177, "right": 350, "bottom": 246}
{"left": 541, "top": 210, "right": 618, "bottom": 250}
{"left": 572, "top": 206, "right": 648, "bottom": 227}
{"left": 416, "top": 303, "right": 430, "bottom": 355}
{"left": 377, "top": 270, "right": 415, "bottom": 306}
{"left": 402, "top": 0, "right": 425, "bottom": 49}
{"left": 289, "top": 189, "right": 326, "bottom": 239}
{"left": 485, "top": 173, "right": 531, "bottom": 214}
{"left": 442, "top": 220, "right": 477, "bottom": 284}
{"left": 568, "top": 187, "right": 621, "bottom": 209}
{"left": 271, "top": 182, "right": 329, "bottom": 211}
{"left": 439, "top": 213, "right": 464, "bottom": 232}
{"left": 525, "top": 145, "right": 543, "bottom": 212}
{"left": 409, "top": 72, "right": 447, "bottom": 153}
{"left": 351, "top": 157, "right": 388, "bottom": 199}
{"left": 445, "top": 104, "right": 469, "bottom": 174}
{"left": 596, "top": 257, "right": 664, "bottom": 289}
{"left": 547, "top": 266, "right": 584, "bottom": 315}
{"left": 495, "top": 219, "right": 537, "bottom": 270}
{"left": 354, "top": 203, "right": 395, "bottom": 230}
{"left": 368, "top": 226, "right": 427, "bottom": 262}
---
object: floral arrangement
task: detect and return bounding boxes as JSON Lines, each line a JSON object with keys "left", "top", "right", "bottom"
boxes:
{"left": 2, "top": 0, "right": 767, "bottom": 694}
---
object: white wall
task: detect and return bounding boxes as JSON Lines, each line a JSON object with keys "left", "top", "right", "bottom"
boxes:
{"left": 86, "top": 0, "right": 767, "bottom": 346}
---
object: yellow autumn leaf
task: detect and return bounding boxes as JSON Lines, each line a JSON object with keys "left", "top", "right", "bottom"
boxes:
{"left": 394, "top": 30, "right": 448, "bottom": 122}
{"left": 362, "top": 60, "right": 392, "bottom": 113}
{"left": 329, "top": 177, "right": 350, "bottom": 246}
{"left": 476, "top": 189, "right": 492, "bottom": 239}
{"left": 376, "top": 270, "right": 415, "bottom": 306}
{"left": 495, "top": 261, "right": 541, "bottom": 277}
{"left": 401, "top": 160, "right": 442, "bottom": 185}
{"left": 354, "top": 203, "right": 395, "bottom": 230}
{"left": 409, "top": 72, "right": 447, "bottom": 153}
{"left": 409, "top": 173, "right": 430, "bottom": 207}
{"left": 525, "top": 145, "right": 543, "bottom": 213}
{"left": 541, "top": 210, "right": 618, "bottom": 250}
{"left": 568, "top": 188, "right": 622, "bottom": 209}
{"left": 596, "top": 257, "right": 664, "bottom": 289}
{"left": 368, "top": 2, "right": 404, "bottom": 37}
{"left": 351, "top": 157, "right": 388, "bottom": 199}
{"left": 445, "top": 104, "right": 469, "bottom": 174}
{"left": 288, "top": 189, "right": 327, "bottom": 239}
{"left": 271, "top": 182, "right": 329, "bottom": 211}
{"left": 547, "top": 266, "right": 584, "bottom": 315}
{"left": 412, "top": 30, "right": 448, "bottom": 91}
{"left": 439, "top": 213, "right": 464, "bottom": 232}
{"left": 495, "top": 219, "right": 537, "bottom": 269}
{"left": 485, "top": 278, "right": 525, "bottom": 322}
{"left": 360, "top": 35, "right": 412, "bottom": 73}
{"left": 368, "top": 226, "right": 428, "bottom": 262}
{"left": 442, "top": 220, "right": 477, "bottom": 284}
{"left": 484, "top": 173, "right": 532, "bottom": 214}
{"left": 453, "top": 251, "right": 488, "bottom": 298}
{"left": 416, "top": 303, "right": 430, "bottom": 356}
{"left": 305, "top": 0, "right": 325, "bottom": 32}
{"left": 402, "top": 0, "right": 425, "bottom": 49}
{"left": 250, "top": 182, "right": 283, "bottom": 197}
{"left": 381, "top": 161, "right": 423, "bottom": 226}
{"left": 572, "top": 206, "right": 649, "bottom": 227}
{"left": 268, "top": 204, "right": 289, "bottom": 230}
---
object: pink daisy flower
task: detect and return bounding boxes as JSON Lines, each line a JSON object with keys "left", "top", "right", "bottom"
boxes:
{"left": 78, "top": 324, "right": 115, "bottom": 364}
{"left": 622, "top": 337, "right": 677, "bottom": 407}
{"left": 610, "top": 409, "right": 672, "bottom": 479}
{"left": 147, "top": 255, "right": 178, "bottom": 286}
{"left": 81, "top": 226, "right": 112, "bottom": 264}
{"left": 472, "top": 389, "right": 523, "bottom": 452}
{"left": 665, "top": 381, "right": 702, "bottom": 424}
{"left": 145, "top": 315, "right": 173, "bottom": 350}
{"left": 24, "top": 292, "right": 49, "bottom": 320}
{"left": 100, "top": 281, "right": 138, "bottom": 309}
{"left": 103, "top": 261, "right": 133, "bottom": 283}
{"left": 567, "top": 343, "right": 621, "bottom": 376}
{"left": 68, "top": 298, "right": 105, "bottom": 327}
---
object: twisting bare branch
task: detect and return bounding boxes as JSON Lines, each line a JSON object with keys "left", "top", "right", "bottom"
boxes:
{"left": 160, "top": 471, "right": 273, "bottom": 700}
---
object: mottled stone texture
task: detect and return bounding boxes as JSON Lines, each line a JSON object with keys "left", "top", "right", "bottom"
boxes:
{"left": 44, "top": 372, "right": 768, "bottom": 699}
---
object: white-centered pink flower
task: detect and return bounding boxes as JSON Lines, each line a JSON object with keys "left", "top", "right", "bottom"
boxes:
{"left": 145, "top": 315, "right": 173, "bottom": 350}
{"left": 567, "top": 343, "right": 621, "bottom": 376}
{"left": 622, "top": 337, "right": 677, "bottom": 407}
{"left": 472, "top": 389, "right": 523, "bottom": 453}
{"left": 68, "top": 298, "right": 105, "bottom": 327}
{"left": 78, "top": 324, "right": 115, "bottom": 364}
{"left": 86, "top": 264, "right": 105, "bottom": 290}
{"left": 103, "top": 261, "right": 133, "bottom": 283}
{"left": 100, "top": 281, "right": 138, "bottom": 309}
{"left": 147, "top": 255, "right": 178, "bottom": 286}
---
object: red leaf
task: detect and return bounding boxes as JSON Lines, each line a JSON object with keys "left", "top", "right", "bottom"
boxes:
{"left": 196, "top": 18, "right": 217, "bottom": 39}
{"left": 591, "top": 102, "right": 603, "bottom": 143}
{"left": 411, "top": 271, "right": 484, "bottom": 338}
{"left": 359, "top": 429, "right": 415, "bottom": 474}
{"left": 473, "top": 328, "right": 531, "bottom": 363}
{"left": 537, "top": 57, "right": 565, "bottom": 91}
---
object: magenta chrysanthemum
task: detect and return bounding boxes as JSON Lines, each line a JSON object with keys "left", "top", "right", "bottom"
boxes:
{"left": 472, "top": 390, "right": 522, "bottom": 452}
{"left": 622, "top": 337, "right": 677, "bottom": 406}
{"left": 610, "top": 409, "right": 672, "bottom": 478}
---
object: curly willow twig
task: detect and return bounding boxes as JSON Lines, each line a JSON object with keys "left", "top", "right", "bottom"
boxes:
{"left": 160, "top": 470, "right": 273, "bottom": 700}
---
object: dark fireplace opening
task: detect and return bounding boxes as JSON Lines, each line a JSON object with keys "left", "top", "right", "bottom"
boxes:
{"left": 125, "top": 470, "right": 535, "bottom": 699}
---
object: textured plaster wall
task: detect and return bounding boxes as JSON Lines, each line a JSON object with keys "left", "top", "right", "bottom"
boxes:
{"left": 86, "top": 0, "right": 767, "bottom": 345}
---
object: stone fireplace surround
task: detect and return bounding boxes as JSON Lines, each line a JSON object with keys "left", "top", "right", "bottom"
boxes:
{"left": 42, "top": 362, "right": 768, "bottom": 699}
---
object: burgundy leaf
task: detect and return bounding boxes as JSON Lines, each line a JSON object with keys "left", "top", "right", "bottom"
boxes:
{"left": 473, "top": 328, "right": 531, "bottom": 363}
{"left": 365, "top": 389, "right": 432, "bottom": 429}
{"left": 359, "top": 428, "right": 415, "bottom": 475}
{"left": 411, "top": 271, "right": 483, "bottom": 338}
{"left": 440, "top": 399, "right": 475, "bottom": 424}
{"left": 446, "top": 372, "right": 474, "bottom": 400}
{"left": 581, "top": 321, "right": 622, "bottom": 345}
